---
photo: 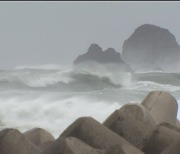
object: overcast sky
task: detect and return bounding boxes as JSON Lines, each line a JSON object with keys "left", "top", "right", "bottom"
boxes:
{"left": 0, "top": 1, "right": 180, "bottom": 69}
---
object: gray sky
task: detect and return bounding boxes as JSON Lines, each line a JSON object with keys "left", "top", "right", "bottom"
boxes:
{"left": 0, "top": 1, "right": 180, "bottom": 69}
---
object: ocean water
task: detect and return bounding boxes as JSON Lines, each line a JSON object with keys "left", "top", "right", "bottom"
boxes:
{"left": 0, "top": 64, "right": 180, "bottom": 138}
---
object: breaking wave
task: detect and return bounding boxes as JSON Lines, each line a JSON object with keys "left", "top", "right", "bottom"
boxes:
{"left": 134, "top": 72, "right": 180, "bottom": 86}
{"left": 0, "top": 64, "right": 180, "bottom": 138}
{"left": 0, "top": 65, "right": 132, "bottom": 92}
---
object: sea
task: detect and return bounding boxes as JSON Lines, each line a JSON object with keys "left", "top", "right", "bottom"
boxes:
{"left": 0, "top": 64, "right": 180, "bottom": 138}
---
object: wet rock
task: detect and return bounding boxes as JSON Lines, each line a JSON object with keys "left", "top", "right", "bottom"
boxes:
{"left": 0, "top": 128, "right": 40, "bottom": 154}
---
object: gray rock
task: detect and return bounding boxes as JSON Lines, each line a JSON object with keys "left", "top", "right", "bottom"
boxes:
{"left": 74, "top": 44, "right": 123, "bottom": 64}
{"left": 105, "top": 144, "right": 125, "bottom": 154}
{"left": 142, "top": 123, "right": 180, "bottom": 154}
{"left": 175, "top": 119, "right": 180, "bottom": 128}
{"left": 161, "top": 138, "right": 180, "bottom": 154}
{"left": 58, "top": 117, "right": 144, "bottom": 154}
{"left": 122, "top": 24, "right": 180, "bottom": 71}
{"left": 104, "top": 103, "right": 157, "bottom": 126}
{"left": 73, "top": 43, "right": 132, "bottom": 72}
{"left": 0, "top": 128, "right": 40, "bottom": 154}
{"left": 103, "top": 104, "right": 154, "bottom": 149}
{"left": 23, "top": 127, "right": 55, "bottom": 152}
{"left": 42, "top": 136, "right": 103, "bottom": 154}
{"left": 141, "top": 91, "right": 178, "bottom": 125}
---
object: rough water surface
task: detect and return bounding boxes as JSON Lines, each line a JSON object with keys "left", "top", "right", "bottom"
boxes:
{"left": 0, "top": 64, "right": 180, "bottom": 138}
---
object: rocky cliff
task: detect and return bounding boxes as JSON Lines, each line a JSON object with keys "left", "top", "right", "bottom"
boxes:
{"left": 122, "top": 24, "right": 180, "bottom": 72}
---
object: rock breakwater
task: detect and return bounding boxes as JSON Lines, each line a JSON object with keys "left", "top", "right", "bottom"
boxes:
{"left": 0, "top": 90, "right": 179, "bottom": 154}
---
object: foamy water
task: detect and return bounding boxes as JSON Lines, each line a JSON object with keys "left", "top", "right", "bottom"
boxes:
{"left": 0, "top": 90, "right": 122, "bottom": 137}
{"left": 0, "top": 64, "right": 180, "bottom": 138}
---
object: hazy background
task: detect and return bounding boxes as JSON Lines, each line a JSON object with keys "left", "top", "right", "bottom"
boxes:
{"left": 0, "top": 1, "right": 180, "bottom": 69}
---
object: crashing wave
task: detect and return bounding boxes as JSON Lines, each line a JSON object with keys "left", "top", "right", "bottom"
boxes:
{"left": 0, "top": 64, "right": 133, "bottom": 92}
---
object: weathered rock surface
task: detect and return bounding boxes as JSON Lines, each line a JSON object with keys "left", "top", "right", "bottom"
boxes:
{"left": 0, "top": 128, "right": 40, "bottom": 154}
{"left": 141, "top": 91, "right": 178, "bottom": 125}
{"left": 142, "top": 123, "right": 180, "bottom": 154}
{"left": 103, "top": 104, "right": 155, "bottom": 149}
{"left": 122, "top": 24, "right": 180, "bottom": 71}
{"left": 105, "top": 144, "right": 125, "bottom": 154}
{"left": 176, "top": 119, "right": 180, "bottom": 128}
{"left": 42, "top": 137, "right": 103, "bottom": 154}
{"left": 161, "top": 138, "right": 180, "bottom": 154}
{"left": 104, "top": 103, "right": 157, "bottom": 126}
{"left": 23, "top": 127, "right": 55, "bottom": 151}
{"left": 59, "top": 117, "right": 144, "bottom": 154}
{"left": 73, "top": 43, "right": 132, "bottom": 72}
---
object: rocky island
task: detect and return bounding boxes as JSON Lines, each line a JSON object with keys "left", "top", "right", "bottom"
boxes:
{"left": 122, "top": 24, "right": 180, "bottom": 72}
{"left": 73, "top": 43, "right": 132, "bottom": 72}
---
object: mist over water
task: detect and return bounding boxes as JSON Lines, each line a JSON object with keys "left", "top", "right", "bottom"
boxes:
{"left": 0, "top": 64, "right": 180, "bottom": 138}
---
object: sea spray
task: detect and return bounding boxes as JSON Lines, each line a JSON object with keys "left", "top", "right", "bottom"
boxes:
{"left": 0, "top": 91, "right": 121, "bottom": 137}
{"left": 0, "top": 65, "right": 180, "bottom": 138}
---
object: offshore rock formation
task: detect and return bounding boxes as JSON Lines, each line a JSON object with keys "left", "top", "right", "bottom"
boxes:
{"left": 73, "top": 43, "right": 132, "bottom": 72}
{"left": 1, "top": 90, "right": 180, "bottom": 154}
{"left": 122, "top": 24, "right": 180, "bottom": 72}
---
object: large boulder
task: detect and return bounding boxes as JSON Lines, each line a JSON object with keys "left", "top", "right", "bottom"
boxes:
{"left": 23, "top": 127, "right": 55, "bottom": 151}
{"left": 104, "top": 103, "right": 157, "bottom": 127}
{"left": 103, "top": 91, "right": 179, "bottom": 150}
{"left": 0, "top": 128, "right": 40, "bottom": 154}
{"left": 122, "top": 24, "right": 180, "bottom": 71}
{"left": 103, "top": 104, "right": 155, "bottom": 149}
{"left": 141, "top": 91, "right": 178, "bottom": 125}
{"left": 73, "top": 43, "right": 132, "bottom": 72}
{"left": 44, "top": 117, "right": 144, "bottom": 154}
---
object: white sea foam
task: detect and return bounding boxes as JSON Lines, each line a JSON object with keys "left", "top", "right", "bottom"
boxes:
{"left": 0, "top": 65, "right": 133, "bottom": 89}
{"left": 0, "top": 90, "right": 121, "bottom": 138}
{"left": 126, "top": 81, "right": 180, "bottom": 92}
{"left": 0, "top": 65, "right": 180, "bottom": 138}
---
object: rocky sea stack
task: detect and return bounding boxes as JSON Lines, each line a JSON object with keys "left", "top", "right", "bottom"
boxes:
{"left": 73, "top": 43, "right": 132, "bottom": 72}
{"left": 122, "top": 24, "right": 180, "bottom": 71}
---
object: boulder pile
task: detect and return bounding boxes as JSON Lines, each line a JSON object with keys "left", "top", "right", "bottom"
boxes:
{"left": 0, "top": 90, "right": 180, "bottom": 154}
